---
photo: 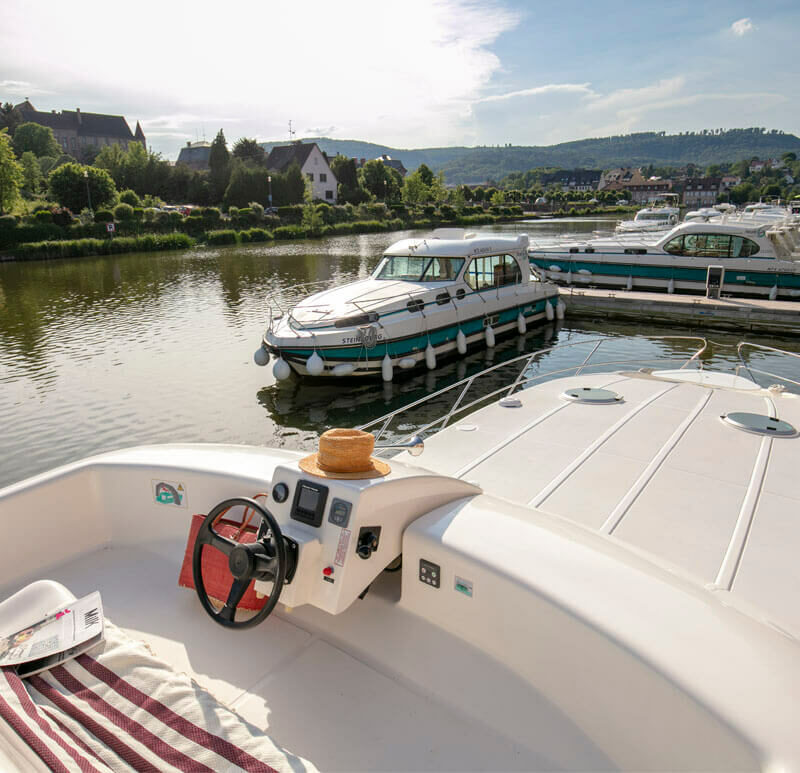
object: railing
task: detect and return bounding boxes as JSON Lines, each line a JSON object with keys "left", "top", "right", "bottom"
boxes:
{"left": 359, "top": 336, "right": 708, "bottom": 451}
{"left": 736, "top": 342, "right": 800, "bottom": 390}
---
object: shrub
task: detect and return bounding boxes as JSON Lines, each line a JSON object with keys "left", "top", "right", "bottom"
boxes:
{"left": 242, "top": 227, "right": 271, "bottom": 242}
{"left": 227, "top": 206, "right": 239, "bottom": 218}
{"left": 331, "top": 223, "right": 354, "bottom": 235}
{"left": 249, "top": 202, "right": 264, "bottom": 218}
{"left": 263, "top": 214, "right": 280, "bottom": 228}
{"left": 119, "top": 189, "right": 141, "bottom": 207}
{"left": 422, "top": 205, "right": 436, "bottom": 217}
{"left": 11, "top": 233, "right": 194, "bottom": 260}
{"left": 439, "top": 205, "right": 456, "bottom": 220}
{"left": 132, "top": 207, "right": 145, "bottom": 221}
{"left": 350, "top": 220, "right": 384, "bottom": 233}
{"left": 113, "top": 203, "right": 135, "bottom": 221}
{"left": 167, "top": 211, "right": 184, "bottom": 227}
{"left": 94, "top": 209, "right": 114, "bottom": 223}
{"left": 201, "top": 207, "right": 222, "bottom": 224}
{"left": 206, "top": 229, "right": 239, "bottom": 245}
{"left": 276, "top": 205, "right": 303, "bottom": 224}
{"left": 386, "top": 218, "right": 405, "bottom": 231}
{"left": 50, "top": 207, "right": 74, "bottom": 227}
{"left": 0, "top": 223, "right": 62, "bottom": 248}
{"left": 0, "top": 214, "right": 17, "bottom": 231}
{"left": 34, "top": 210, "right": 53, "bottom": 224}
{"left": 364, "top": 202, "right": 388, "bottom": 220}
{"left": 274, "top": 225, "right": 307, "bottom": 239}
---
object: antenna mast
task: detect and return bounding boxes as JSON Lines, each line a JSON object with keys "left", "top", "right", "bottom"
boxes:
{"left": 289, "top": 120, "right": 296, "bottom": 142}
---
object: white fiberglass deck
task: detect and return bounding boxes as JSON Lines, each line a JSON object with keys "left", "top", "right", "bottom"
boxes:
{"left": 417, "top": 370, "right": 800, "bottom": 639}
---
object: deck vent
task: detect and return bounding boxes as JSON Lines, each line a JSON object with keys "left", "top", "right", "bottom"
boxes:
{"left": 721, "top": 412, "right": 797, "bottom": 438}
{"left": 562, "top": 387, "right": 622, "bottom": 404}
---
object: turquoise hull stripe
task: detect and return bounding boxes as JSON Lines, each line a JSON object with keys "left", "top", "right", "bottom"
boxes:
{"left": 530, "top": 259, "right": 800, "bottom": 289}
{"left": 280, "top": 298, "right": 556, "bottom": 361}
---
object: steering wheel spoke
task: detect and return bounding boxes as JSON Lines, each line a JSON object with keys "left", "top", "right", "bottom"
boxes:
{"left": 192, "top": 497, "right": 290, "bottom": 630}
{"left": 219, "top": 578, "right": 250, "bottom": 622}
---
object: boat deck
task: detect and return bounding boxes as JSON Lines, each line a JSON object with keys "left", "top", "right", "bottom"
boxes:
{"left": 0, "top": 539, "right": 599, "bottom": 772}
{"left": 417, "top": 369, "right": 800, "bottom": 639}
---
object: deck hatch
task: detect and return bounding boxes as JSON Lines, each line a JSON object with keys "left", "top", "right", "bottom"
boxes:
{"left": 721, "top": 412, "right": 797, "bottom": 437}
{"left": 562, "top": 387, "right": 623, "bottom": 404}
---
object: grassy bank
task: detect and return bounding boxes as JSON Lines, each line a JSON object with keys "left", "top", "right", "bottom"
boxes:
{"left": 5, "top": 233, "right": 195, "bottom": 261}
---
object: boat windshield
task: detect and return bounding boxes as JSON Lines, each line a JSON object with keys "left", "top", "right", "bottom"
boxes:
{"left": 374, "top": 256, "right": 465, "bottom": 281}
{"left": 636, "top": 212, "right": 672, "bottom": 221}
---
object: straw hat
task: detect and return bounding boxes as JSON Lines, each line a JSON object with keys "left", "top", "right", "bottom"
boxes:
{"left": 299, "top": 428, "right": 391, "bottom": 479}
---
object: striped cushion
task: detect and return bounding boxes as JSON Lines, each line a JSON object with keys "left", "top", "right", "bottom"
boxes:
{"left": 0, "top": 623, "right": 316, "bottom": 773}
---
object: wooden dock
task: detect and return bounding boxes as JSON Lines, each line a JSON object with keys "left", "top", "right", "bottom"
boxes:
{"left": 560, "top": 287, "right": 800, "bottom": 334}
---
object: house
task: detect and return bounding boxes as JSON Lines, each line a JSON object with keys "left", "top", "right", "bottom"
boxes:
{"left": 601, "top": 169, "right": 673, "bottom": 204}
{"left": 721, "top": 175, "right": 741, "bottom": 189}
{"left": 12, "top": 100, "right": 145, "bottom": 159}
{"left": 749, "top": 159, "right": 767, "bottom": 174}
{"left": 176, "top": 141, "right": 212, "bottom": 171}
{"left": 541, "top": 169, "right": 602, "bottom": 192}
{"left": 679, "top": 178, "right": 722, "bottom": 207}
{"left": 376, "top": 155, "right": 407, "bottom": 178}
{"left": 265, "top": 142, "right": 337, "bottom": 202}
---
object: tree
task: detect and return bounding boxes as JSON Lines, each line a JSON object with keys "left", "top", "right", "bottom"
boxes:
{"left": 401, "top": 169, "right": 430, "bottom": 205}
{"left": 223, "top": 160, "right": 268, "bottom": 208}
{"left": 13, "top": 122, "right": 61, "bottom": 158}
{"left": 208, "top": 129, "right": 231, "bottom": 202}
{"left": 302, "top": 177, "right": 323, "bottom": 235}
{"left": 728, "top": 182, "right": 755, "bottom": 205}
{"left": 417, "top": 163, "right": 434, "bottom": 187}
{"left": 48, "top": 162, "right": 117, "bottom": 212}
{"left": 330, "top": 155, "right": 368, "bottom": 204}
{"left": 94, "top": 143, "right": 126, "bottom": 185}
{"left": 782, "top": 152, "right": 797, "bottom": 164}
{"left": 358, "top": 159, "right": 399, "bottom": 200}
{"left": 284, "top": 161, "right": 305, "bottom": 204}
{"left": 490, "top": 190, "right": 506, "bottom": 206}
{"left": 0, "top": 130, "right": 24, "bottom": 213}
{"left": 20, "top": 151, "right": 42, "bottom": 195}
{"left": 0, "top": 103, "right": 22, "bottom": 135}
{"left": 231, "top": 138, "right": 266, "bottom": 166}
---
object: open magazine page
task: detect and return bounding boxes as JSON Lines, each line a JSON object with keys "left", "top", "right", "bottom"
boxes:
{"left": 0, "top": 591, "right": 104, "bottom": 677}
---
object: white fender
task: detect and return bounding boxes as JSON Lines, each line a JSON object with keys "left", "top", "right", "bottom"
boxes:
{"left": 626, "top": 275, "right": 633, "bottom": 291}
{"left": 566, "top": 270, "right": 573, "bottom": 284}
{"left": 769, "top": 284, "right": 778, "bottom": 301}
{"left": 556, "top": 301, "right": 565, "bottom": 320}
{"left": 485, "top": 325, "right": 495, "bottom": 348}
{"left": 254, "top": 347, "right": 270, "bottom": 367}
{"left": 425, "top": 342, "right": 436, "bottom": 370}
{"left": 272, "top": 357, "right": 291, "bottom": 381}
{"left": 545, "top": 301, "right": 554, "bottom": 321}
{"left": 517, "top": 312, "right": 526, "bottom": 334}
{"left": 667, "top": 277, "right": 675, "bottom": 294}
{"left": 456, "top": 329, "right": 467, "bottom": 355}
{"left": 548, "top": 265, "right": 562, "bottom": 272}
{"left": 332, "top": 362, "right": 355, "bottom": 377}
{"left": 381, "top": 353, "right": 393, "bottom": 382}
{"left": 398, "top": 357, "right": 416, "bottom": 369}
{"left": 306, "top": 351, "right": 324, "bottom": 376}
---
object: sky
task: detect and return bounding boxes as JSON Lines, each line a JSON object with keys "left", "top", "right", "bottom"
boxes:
{"left": 1, "top": 0, "right": 798, "bottom": 160}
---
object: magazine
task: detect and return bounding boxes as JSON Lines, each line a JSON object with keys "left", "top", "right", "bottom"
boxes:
{"left": 0, "top": 591, "right": 104, "bottom": 678}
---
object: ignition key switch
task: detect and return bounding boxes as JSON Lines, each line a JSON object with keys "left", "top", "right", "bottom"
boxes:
{"left": 356, "top": 526, "right": 381, "bottom": 560}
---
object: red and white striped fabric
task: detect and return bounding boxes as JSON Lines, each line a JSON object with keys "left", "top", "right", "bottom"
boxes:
{"left": 0, "top": 623, "right": 316, "bottom": 773}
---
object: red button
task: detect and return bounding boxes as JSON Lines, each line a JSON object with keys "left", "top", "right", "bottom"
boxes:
{"left": 322, "top": 566, "right": 333, "bottom": 576}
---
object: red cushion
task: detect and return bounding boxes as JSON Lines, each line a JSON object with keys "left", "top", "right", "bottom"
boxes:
{"left": 178, "top": 514, "right": 268, "bottom": 611}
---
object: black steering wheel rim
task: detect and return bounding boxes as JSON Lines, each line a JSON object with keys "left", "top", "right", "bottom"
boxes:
{"left": 192, "top": 496, "right": 287, "bottom": 629}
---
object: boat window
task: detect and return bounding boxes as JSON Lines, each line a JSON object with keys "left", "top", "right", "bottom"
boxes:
{"left": 374, "top": 255, "right": 464, "bottom": 281}
{"left": 637, "top": 212, "right": 671, "bottom": 221}
{"left": 663, "top": 234, "right": 760, "bottom": 258}
{"left": 420, "top": 257, "right": 465, "bottom": 281}
{"left": 464, "top": 255, "right": 521, "bottom": 290}
{"left": 375, "top": 255, "right": 429, "bottom": 280}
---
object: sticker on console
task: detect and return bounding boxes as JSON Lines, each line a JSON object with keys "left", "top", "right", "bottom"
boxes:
{"left": 334, "top": 528, "right": 351, "bottom": 566}
{"left": 152, "top": 479, "right": 187, "bottom": 508}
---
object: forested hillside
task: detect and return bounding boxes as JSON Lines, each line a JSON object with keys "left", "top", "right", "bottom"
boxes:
{"left": 263, "top": 129, "right": 800, "bottom": 184}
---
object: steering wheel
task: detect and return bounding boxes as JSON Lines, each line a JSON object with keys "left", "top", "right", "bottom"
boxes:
{"left": 192, "top": 497, "right": 288, "bottom": 629}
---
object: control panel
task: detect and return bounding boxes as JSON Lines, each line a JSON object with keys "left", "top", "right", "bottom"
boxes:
{"left": 254, "top": 462, "right": 481, "bottom": 615}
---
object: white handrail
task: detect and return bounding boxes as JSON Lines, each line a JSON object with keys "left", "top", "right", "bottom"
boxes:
{"left": 359, "top": 336, "right": 709, "bottom": 449}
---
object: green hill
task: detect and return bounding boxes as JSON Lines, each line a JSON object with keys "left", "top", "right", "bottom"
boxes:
{"left": 261, "top": 129, "right": 800, "bottom": 184}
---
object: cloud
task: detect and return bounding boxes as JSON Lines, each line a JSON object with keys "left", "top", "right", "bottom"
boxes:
{"left": 730, "top": 18, "right": 753, "bottom": 36}
{"left": 0, "top": 0, "right": 519, "bottom": 156}
{"left": 0, "top": 79, "right": 51, "bottom": 97}
{"left": 478, "top": 83, "right": 593, "bottom": 104}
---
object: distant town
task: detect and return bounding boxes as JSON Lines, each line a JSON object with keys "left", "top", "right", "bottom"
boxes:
{"left": 1, "top": 99, "right": 798, "bottom": 261}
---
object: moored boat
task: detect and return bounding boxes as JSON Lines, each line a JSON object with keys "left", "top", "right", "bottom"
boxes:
{"left": 530, "top": 218, "right": 800, "bottom": 298}
{"left": 256, "top": 229, "right": 561, "bottom": 380}
{"left": 615, "top": 193, "right": 680, "bottom": 234}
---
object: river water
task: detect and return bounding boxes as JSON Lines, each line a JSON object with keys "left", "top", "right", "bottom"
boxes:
{"left": 2, "top": 218, "right": 799, "bottom": 489}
